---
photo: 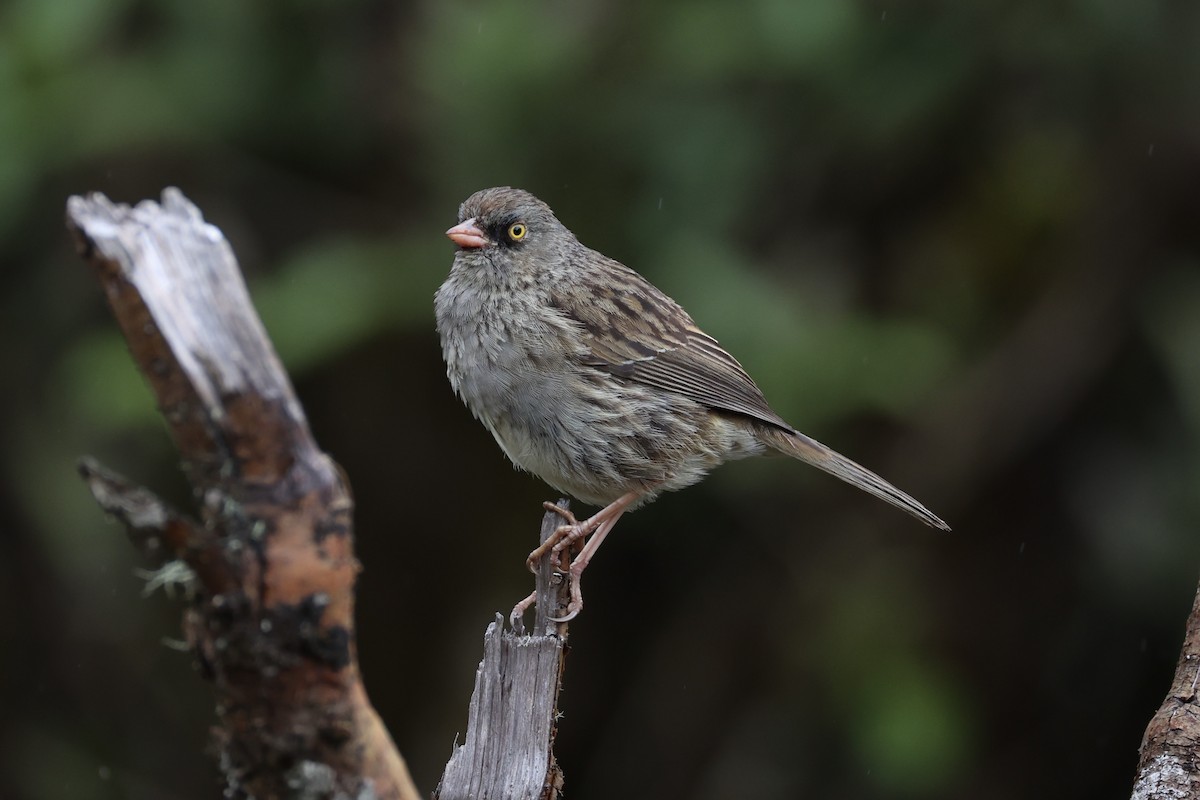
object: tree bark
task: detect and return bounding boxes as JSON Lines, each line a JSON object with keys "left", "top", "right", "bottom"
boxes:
{"left": 67, "top": 189, "right": 419, "bottom": 800}
{"left": 1131, "top": 572, "right": 1200, "bottom": 799}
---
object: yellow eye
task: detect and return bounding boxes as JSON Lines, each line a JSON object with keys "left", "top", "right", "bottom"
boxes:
{"left": 507, "top": 222, "right": 527, "bottom": 241}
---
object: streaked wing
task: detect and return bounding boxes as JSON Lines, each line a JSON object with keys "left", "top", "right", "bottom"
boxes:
{"left": 550, "top": 255, "right": 793, "bottom": 432}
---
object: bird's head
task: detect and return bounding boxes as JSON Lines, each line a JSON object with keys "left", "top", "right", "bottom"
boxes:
{"left": 446, "top": 187, "right": 573, "bottom": 274}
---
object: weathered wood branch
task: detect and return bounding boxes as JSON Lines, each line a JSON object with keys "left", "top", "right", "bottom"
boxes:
{"left": 1131, "top": 572, "right": 1200, "bottom": 799}
{"left": 67, "top": 189, "right": 418, "bottom": 800}
{"left": 434, "top": 501, "right": 574, "bottom": 800}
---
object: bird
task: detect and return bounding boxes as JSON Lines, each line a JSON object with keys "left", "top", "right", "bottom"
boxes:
{"left": 435, "top": 187, "right": 949, "bottom": 623}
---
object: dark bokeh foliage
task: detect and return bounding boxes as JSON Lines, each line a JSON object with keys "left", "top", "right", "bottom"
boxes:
{"left": 3, "top": 0, "right": 1200, "bottom": 797}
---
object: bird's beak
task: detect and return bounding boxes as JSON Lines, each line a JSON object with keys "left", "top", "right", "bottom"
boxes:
{"left": 446, "top": 218, "right": 487, "bottom": 249}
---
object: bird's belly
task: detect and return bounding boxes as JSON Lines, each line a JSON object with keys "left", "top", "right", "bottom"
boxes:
{"left": 486, "top": 418, "right": 610, "bottom": 504}
{"left": 479, "top": 370, "right": 766, "bottom": 507}
{"left": 477, "top": 372, "right": 629, "bottom": 505}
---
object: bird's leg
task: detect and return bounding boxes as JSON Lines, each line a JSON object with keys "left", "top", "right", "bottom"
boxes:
{"left": 525, "top": 492, "right": 639, "bottom": 574}
{"left": 516, "top": 491, "right": 641, "bottom": 623}
{"left": 546, "top": 493, "right": 638, "bottom": 622}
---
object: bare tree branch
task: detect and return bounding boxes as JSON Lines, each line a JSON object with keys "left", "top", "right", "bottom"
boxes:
{"left": 1131, "top": 573, "right": 1200, "bottom": 799}
{"left": 67, "top": 188, "right": 419, "bottom": 800}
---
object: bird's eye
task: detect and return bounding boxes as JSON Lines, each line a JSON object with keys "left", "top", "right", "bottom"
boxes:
{"left": 507, "top": 222, "right": 527, "bottom": 241}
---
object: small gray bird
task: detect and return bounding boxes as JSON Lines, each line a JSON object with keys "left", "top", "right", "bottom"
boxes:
{"left": 436, "top": 187, "right": 949, "bottom": 622}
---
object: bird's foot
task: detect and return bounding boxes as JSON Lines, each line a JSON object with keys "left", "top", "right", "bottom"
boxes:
{"left": 510, "top": 559, "right": 585, "bottom": 627}
{"left": 542, "top": 501, "right": 577, "bottom": 526}
{"left": 547, "top": 562, "right": 585, "bottom": 622}
{"left": 526, "top": 503, "right": 592, "bottom": 573}
{"left": 517, "top": 492, "right": 640, "bottom": 625}
{"left": 509, "top": 590, "right": 537, "bottom": 632}
{"left": 513, "top": 502, "right": 591, "bottom": 628}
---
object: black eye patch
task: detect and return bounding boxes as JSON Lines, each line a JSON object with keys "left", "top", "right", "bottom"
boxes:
{"left": 490, "top": 217, "right": 528, "bottom": 247}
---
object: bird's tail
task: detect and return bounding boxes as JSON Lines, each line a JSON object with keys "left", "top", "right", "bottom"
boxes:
{"left": 760, "top": 427, "right": 951, "bottom": 531}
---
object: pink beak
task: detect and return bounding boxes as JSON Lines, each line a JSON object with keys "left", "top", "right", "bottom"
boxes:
{"left": 446, "top": 218, "right": 487, "bottom": 249}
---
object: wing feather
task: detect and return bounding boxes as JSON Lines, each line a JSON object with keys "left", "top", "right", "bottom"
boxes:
{"left": 549, "top": 253, "right": 793, "bottom": 432}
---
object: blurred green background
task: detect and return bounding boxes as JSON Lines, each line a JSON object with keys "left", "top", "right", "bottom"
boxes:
{"left": 3, "top": 0, "right": 1199, "bottom": 798}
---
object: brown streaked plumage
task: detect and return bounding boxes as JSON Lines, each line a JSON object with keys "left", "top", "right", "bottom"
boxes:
{"left": 435, "top": 187, "right": 949, "bottom": 623}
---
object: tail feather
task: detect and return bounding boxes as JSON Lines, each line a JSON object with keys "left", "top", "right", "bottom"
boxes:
{"left": 761, "top": 428, "right": 951, "bottom": 532}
